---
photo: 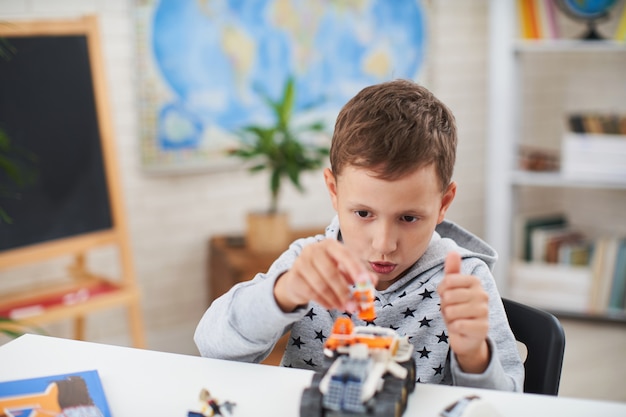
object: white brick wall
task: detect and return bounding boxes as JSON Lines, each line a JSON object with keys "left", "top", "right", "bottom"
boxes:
{"left": 426, "top": 0, "right": 491, "bottom": 234}
{"left": 0, "top": 0, "right": 491, "bottom": 354}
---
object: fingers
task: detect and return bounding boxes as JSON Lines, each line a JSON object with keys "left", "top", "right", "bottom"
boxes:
{"left": 274, "top": 239, "right": 371, "bottom": 312}
{"left": 440, "top": 289, "right": 489, "bottom": 324}
{"left": 439, "top": 251, "right": 479, "bottom": 300}
{"left": 297, "top": 244, "right": 353, "bottom": 309}
{"left": 439, "top": 268, "right": 488, "bottom": 323}
{"left": 444, "top": 250, "right": 462, "bottom": 275}
{"left": 438, "top": 251, "right": 490, "bottom": 357}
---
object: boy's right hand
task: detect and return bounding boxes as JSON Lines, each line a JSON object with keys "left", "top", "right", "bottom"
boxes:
{"left": 273, "top": 239, "right": 374, "bottom": 313}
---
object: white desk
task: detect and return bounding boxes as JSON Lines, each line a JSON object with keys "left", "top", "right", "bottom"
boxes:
{"left": 1, "top": 335, "right": 625, "bottom": 417}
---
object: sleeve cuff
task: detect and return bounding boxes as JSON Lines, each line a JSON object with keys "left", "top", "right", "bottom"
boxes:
{"left": 450, "top": 337, "right": 506, "bottom": 390}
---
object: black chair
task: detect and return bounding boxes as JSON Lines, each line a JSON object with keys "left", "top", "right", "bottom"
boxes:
{"left": 502, "top": 298, "right": 566, "bottom": 396}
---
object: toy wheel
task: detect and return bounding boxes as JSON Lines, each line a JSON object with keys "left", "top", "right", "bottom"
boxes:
{"left": 401, "top": 358, "right": 417, "bottom": 392}
{"left": 382, "top": 377, "right": 408, "bottom": 412}
{"left": 300, "top": 387, "right": 324, "bottom": 417}
{"left": 377, "top": 375, "right": 409, "bottom": 415}
{"left": 310, "top": 372, "right": 324, "bottom": 388}
{"left": 372, "top": 392, "right": 402, "bottom": 417}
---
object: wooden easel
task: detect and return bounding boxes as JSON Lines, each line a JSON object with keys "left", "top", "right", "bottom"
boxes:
{"left": 0, "top": 16, "right": 145, "bottom": 348}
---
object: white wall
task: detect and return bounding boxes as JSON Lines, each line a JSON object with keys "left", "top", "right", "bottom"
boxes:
{"left": 0, "top": 0, "right": 492, "bottom": 354}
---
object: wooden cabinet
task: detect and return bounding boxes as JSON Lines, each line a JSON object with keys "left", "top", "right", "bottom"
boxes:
{"left": 207, "top": 227, "right": 323, "bottom": 365}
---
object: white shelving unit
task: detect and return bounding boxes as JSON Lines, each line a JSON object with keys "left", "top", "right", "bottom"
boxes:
{"left": 486, "top": 0, "right": 626, "bottom": 320}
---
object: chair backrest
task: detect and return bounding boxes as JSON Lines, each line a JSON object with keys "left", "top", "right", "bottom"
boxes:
{"left": 502, "top": 298, "right": 566, "bottom": 396}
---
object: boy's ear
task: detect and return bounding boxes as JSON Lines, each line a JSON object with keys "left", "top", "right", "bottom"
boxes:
{"left": 323, "top": 168, "right": 339, "bottom": 211}
{"left": 437, "top": 181, "right": 457, "bottom": 224}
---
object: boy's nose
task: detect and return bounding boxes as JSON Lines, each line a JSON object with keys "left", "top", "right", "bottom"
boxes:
{"left": 371, "top": 221, "right": 397, "bottom": 255}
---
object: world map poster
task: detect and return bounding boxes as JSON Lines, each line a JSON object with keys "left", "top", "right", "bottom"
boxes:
{"left": 136, "top": 0, "right": 428, "bottom": 172}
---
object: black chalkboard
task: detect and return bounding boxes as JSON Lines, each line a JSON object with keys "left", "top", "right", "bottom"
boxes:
{"left": 0, "top": 35, "right": 112, "bottom": 251}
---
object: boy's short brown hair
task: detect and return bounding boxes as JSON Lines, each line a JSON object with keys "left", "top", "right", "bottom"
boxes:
{"left": 330, "top": 79, "right": 457, "bottom": 191}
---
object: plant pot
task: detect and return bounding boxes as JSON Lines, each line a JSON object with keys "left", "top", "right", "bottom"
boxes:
{"left": 246, "top": 211, "right": 291, "bottom": 253}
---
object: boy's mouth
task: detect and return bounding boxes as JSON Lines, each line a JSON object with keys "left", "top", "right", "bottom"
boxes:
{"left": 370, "top": 261, "right": 396, "bottom": 275}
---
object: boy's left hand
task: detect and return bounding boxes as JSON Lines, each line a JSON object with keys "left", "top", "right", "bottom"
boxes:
{"left": 438, "top": 251, "right": 490, "bottom": 374}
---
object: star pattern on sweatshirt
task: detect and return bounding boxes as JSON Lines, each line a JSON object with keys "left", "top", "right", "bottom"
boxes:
{"left": 282, "top": 280, "right": 451, "bottom": 385}
{"left": 418, "top": 346, "right": 431, "bottom": 358}
{"left": 292, "top": 336, "right": 306, "bottom": 349}
{"left": 419, "top": 288, "right": 434, "bottom": 299}
{"left": 305, "top": 308, "right": 317, "bottom": 320}
{"left": 314, "top": 330, "right": 326, "bottom": 342}
{"left": 433, "top": 364, "right": 444, "bottom": 375}
{"left": 419, "top": 316, "right": 433, "bottom": 327}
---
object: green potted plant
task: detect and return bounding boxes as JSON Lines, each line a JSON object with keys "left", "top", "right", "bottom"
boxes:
{"left": 229, "top": 76, "right": 329, "bottom": 252}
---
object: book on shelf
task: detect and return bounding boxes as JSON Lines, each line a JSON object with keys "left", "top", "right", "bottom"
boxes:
{"left": 535, "top": 0, "right": 559, "bottom": 39}
{"left": 517, "top": 0, "right": 541, "bottom": 39}
{"left": 567, "top": 113, "right": 626, "bottom": 135}
{"left": 615, "top": 0, "right": 626, "bottom": 41}
{"left": 531, "top": 226, "right": 585, "bottom": 264}
{"left": 588, "top": 236, "right": 626, "bottom": 314}
{"left": 517, "top": 0, "right": 626, "bottom": 41}
{"left": 566, "top": 113, "right": 626, "bottom": 135}
{"left": 568, "top": 114, "right": 586, "bottom": 133}
{"left": 589, "top": 237, "right": 615, "bottom": 313}
{"left": 515, "top": 213, "right": 569, "bottom": 262}
{"left": 608, "top": 238, "right": 626, "bottom": 312}
{"left": 512, "top": 213, "right": 626, "bottom": 316}
{"left": 0, "top": 370, "right": 112, "bottom": 417}
{"left": 558, "top": 240, "right": 592, "bottom": 266}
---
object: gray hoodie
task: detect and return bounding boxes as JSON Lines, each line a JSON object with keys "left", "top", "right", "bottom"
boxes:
{"left": 195, "top": 217, "right": 524, "bottom": 392}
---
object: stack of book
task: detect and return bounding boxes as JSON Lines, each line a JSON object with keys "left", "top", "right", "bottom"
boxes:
{"left": 511, "top": 213, "right": 626, "bottom": 317}
{"left": 561, "top": 113, "right": 626, "bottom": 182}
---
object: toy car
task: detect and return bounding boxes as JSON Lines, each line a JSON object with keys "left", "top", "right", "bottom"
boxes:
{"left": 300, "top": 317, "right": 416, "bottom": 417}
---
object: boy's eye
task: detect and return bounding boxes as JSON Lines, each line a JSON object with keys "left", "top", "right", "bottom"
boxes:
{"left": 355, "top": 210, "right": 370, "bottom": 218}
{"left": 401, "top": 215, "right": 417, "bottom": 223}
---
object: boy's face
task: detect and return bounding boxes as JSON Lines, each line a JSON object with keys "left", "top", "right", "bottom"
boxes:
{"left": 324, "top": 164, "right": 456, "bottom": 291}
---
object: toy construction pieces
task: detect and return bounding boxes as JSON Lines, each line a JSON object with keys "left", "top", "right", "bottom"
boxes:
{"left": 187, "top": 388, "right": 236, "bottom": 417}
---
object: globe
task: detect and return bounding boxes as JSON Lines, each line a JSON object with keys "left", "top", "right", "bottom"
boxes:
{"left": 556, "top": 0, "right": 620, "bottom": 39}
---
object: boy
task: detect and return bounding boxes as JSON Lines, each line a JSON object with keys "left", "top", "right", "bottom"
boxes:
{"left": 195, "top": 79, "right": 524, "bottom": 391}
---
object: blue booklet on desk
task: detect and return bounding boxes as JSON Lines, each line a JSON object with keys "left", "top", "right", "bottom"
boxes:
{"left": 0, "top": 369, "right": 111, "bottom": 417}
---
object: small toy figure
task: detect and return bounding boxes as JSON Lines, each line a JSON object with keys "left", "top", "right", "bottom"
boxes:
{"left": 351, "top": 278, "right": 376, "bottom": 322}
{"left": 187, "top": 388, "right": 236, "bottom": 417}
